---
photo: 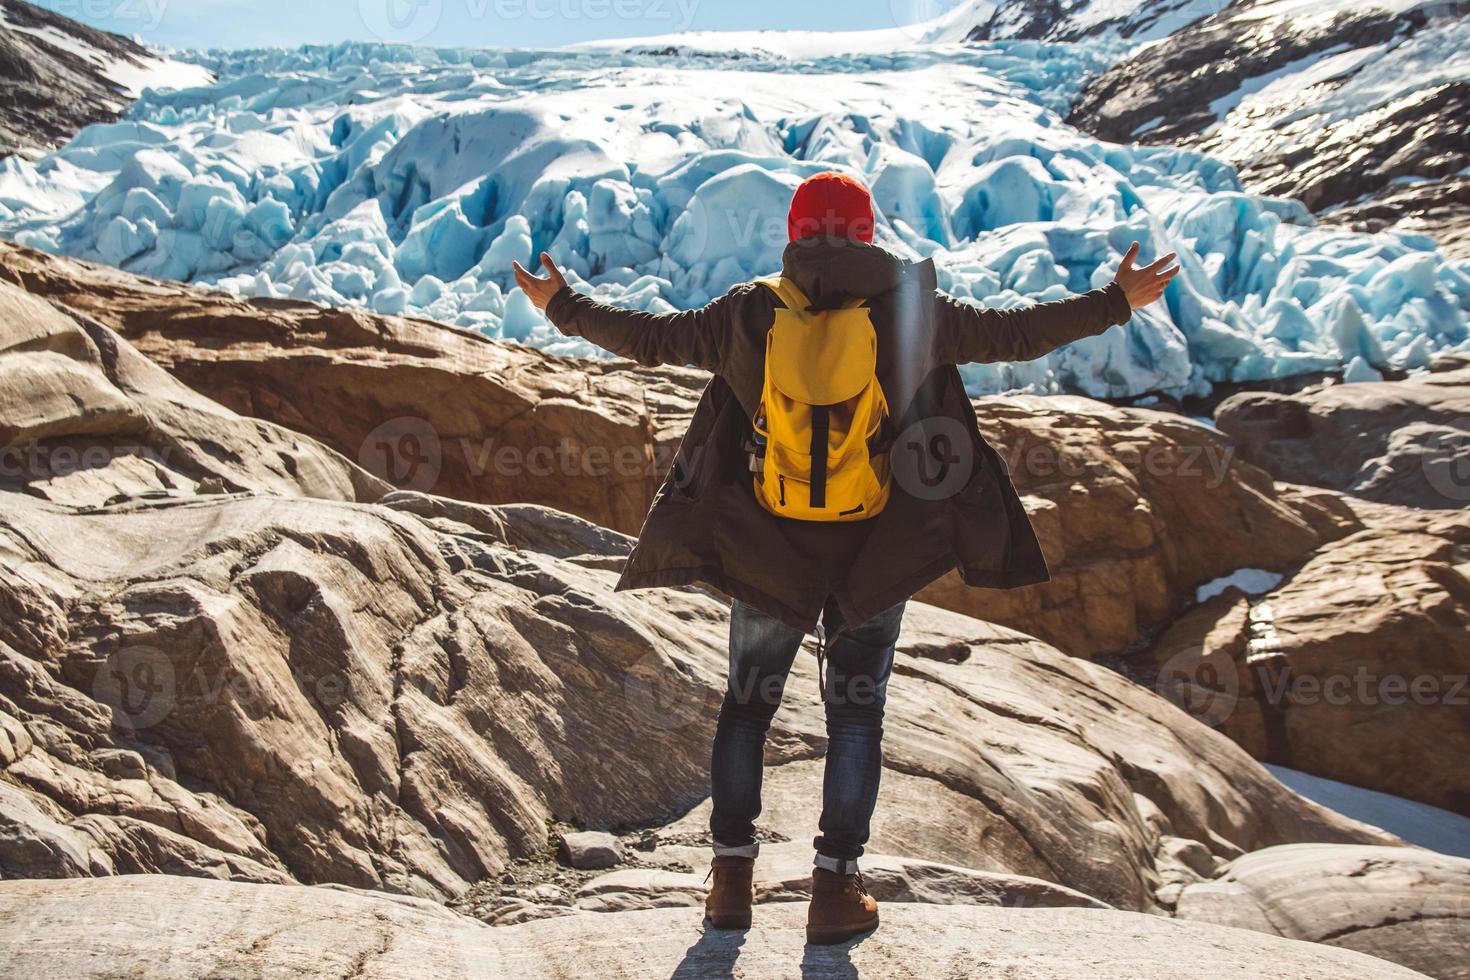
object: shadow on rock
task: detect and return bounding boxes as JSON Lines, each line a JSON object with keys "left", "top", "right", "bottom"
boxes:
{"left": 800, "top": 927, "right": 873, "bottom": 979}
{"left": 671, "top": 924, "right": 748, "bottom": 979}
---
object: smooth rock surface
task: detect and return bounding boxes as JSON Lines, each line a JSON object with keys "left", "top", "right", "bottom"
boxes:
{"left": 0, "top": 274, "right": 387, "bottom": 508}
{"left": 1146, "top": 504, "right": 1470, "bottom": 815}
{"left": 916, "top": 394, "right": 1359, "bottom": 654}
{"left": 0, "top": 875, "right": 1434, "bottom": 980}
{"left": 0, "top": 239, "right": 687, "bottom": 536}
{"left": 1177, "top": 844, "right": 1470, "bottom": 980}
{"left": 1214, "top": 366, "right": 1470, "bottom": 510}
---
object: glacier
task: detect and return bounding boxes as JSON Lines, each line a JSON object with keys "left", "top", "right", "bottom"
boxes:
{"left": 1, "top": 34, "right": 1467, "bottom": 399}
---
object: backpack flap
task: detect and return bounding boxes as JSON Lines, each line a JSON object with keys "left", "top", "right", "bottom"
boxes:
{"left": 767, "top": 306, "right": 876, "bottom": 406}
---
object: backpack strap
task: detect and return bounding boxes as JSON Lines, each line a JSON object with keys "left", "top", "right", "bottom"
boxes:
{"left": 756, "top": 276, "right": 810, "bottom": 313}
{"left": 758, "top": 276, "right": 869, "bottom": 314}
{"left": 809, "top": 404, "right": 829, "bottom": 509}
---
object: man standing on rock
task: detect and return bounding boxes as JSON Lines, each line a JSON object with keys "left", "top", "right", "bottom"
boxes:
{"left": 514, "top": 172, "right": 1177, "bottom": 945}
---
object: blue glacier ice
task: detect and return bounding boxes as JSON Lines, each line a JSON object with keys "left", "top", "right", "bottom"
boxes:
{"left": 1, "top": 37, "right": 1467, "bottom": 399}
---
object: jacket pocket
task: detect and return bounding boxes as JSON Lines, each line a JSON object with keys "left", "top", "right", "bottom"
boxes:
{"left": 668, "top": 442, "right": 711, "bottom": 501}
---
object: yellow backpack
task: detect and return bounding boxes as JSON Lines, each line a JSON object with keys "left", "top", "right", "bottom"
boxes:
{"left": 749, "top": 277, "right": 891, "bottom": 522}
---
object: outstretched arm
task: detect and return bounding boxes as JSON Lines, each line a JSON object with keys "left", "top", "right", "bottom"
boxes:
{"left": 935, "top": 242, "right": 1179, "bottom": 364}
{"left": 514, "top": 252, "right": 730, "bottom": 371}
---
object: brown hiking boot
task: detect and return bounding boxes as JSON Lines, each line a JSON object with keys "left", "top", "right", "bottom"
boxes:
{"left": 704, "top": 855, "right": 754, "bottom": 929}
{"left": 806, "top": 867, "right": 879, "bottom": 945}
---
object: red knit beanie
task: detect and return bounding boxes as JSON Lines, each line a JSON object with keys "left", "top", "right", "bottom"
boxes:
{"left": 787, "top": 172, "right": 875, "bottom": 244}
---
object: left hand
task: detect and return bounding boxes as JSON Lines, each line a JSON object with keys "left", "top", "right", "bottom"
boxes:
{"left": 512, "top": 251, "right": 568, "bottom": 311}
{"left": 1112, "top": 241, "right": 1180, "bottom": 310}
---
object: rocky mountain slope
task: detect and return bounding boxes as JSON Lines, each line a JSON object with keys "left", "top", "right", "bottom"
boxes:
{"left": 4, "top": 242, "right": 1469, "bottom": 977}
{"left": 964, "top": 0, "right": 1220, "bottom": 42}
{"left": 0, "top": 0, "right": 210, "bottom": 158}
{"left": 1069, "top": 0, "right": 1470, "bottom": 258}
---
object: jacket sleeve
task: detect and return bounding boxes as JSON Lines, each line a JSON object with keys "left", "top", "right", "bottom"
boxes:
{"left": 934, "top": 282, "right": 1132, "bottom": 365}
{"left": 544, "top": 285, "right": 742, "bottom": 372}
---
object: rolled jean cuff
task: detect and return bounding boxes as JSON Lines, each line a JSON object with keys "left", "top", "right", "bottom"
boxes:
{"left": 814, "top": 853, "right": 860, "bottom": 875}
{"left": 713, "top": 841, "right": 759, "bottom": 859}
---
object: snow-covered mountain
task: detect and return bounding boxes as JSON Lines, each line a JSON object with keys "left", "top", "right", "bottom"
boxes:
{"left": 0, "top": 2, "right": 1467, "bottom": 400}
{"left": 965, "top": 0, "right": 1221, "bottom": 42}
{"left": 0, "top": 0, "right": 212, "bottom": 158}
{"left": 1070, "top": 0, "right": 1470, "bottom": 258}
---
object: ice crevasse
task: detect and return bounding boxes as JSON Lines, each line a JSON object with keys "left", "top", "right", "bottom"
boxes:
{"left": 0, "top": 39, "right": 1467, "bottom": 399}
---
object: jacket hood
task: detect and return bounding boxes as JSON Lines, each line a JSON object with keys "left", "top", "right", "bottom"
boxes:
{"left": 779, "top": 237, "right": 908, "bottom": 310}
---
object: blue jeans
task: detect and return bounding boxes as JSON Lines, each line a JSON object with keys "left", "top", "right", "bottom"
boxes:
{"left": 709, "top": 598, "right": 905, "bottom": 873}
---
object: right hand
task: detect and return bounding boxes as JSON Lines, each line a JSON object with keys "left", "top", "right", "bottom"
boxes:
{"left": 512, "top": 251, "right": 568, "bottom": 311}
{"left": 1112, "top": 241, "right": 1179, "bottom": 310}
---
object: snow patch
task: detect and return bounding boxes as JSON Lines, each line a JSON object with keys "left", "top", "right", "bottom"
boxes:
{"left": 1267, "top": 765, "right": 1470, "bottom": 858}
{"left": 0, "top": 7, "right": 212, "bottom": 100}
{"left": 1196, "top": 568, "right": 1284, "bottom": 603}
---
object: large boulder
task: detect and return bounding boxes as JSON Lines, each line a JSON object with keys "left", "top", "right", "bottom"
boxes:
{"left": 0, "top": 875, "right": 1433, "bottom": 980}
{"left": 917, "top": 395, "right": 1359, "bottom": 654}
{"left": 1, "top": 481, "right": 1389, "bottom": 907}
{"left": 1177, "top": 844, "right": 1470, "bottom": 980}
{"left": 0, "top": 242, "right": 1359, "bottom": 657}
{"left": 0, "top": 277, "right": 387, "bottom": 508}
{"left": 1214, "top": 362, "right": 1470, "bottom": 510}
{"left": 1147, "top": 504, "right": 1470, "bottom": 815}
{"left": 0, "top": 239, "right": 689, "bottom": 535}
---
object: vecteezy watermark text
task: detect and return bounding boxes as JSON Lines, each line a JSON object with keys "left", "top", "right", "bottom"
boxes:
{"left": 92, "top": 644, "right": 353, "bottom": 731}
{"left": 358, "top": 0, "right": 700, "bottom": 44}
{"left": 39, "top": 0, "right": 170, "bottom": 32}
{"left": 0, "top": 442, "right": 176, "bottom": 478}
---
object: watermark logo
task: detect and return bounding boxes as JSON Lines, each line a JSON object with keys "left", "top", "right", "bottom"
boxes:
{"left": 996, "top": 440, "right": 1235, "bottom": 488}
{"left": 357, "top": 0, "right": 700, "bottom": 44}
{"left": 1422, "top": 429, "right": 1470, "bottom": 504}
{"left": 1258, "top": 667, "right": 1468, "bottom": 708}
{"left": 891, "top": 415, "right": 974, "bottom": 501}
{"left": 1155, "top": 647, "right": 1241, "bottom": 727}
{"left": 359, "top": 0, "right": 444, "bottom": 43}
{"left": 622, "top": 651, "right": 709, "bottom": 731}
{"left": 359, "top": 416, "right": 443, "bottom": 492}
{"left": 93, "top": 645, "right": 175, "bottom": 731}
{"left": 0, "top": 442, "right": 176, "bottom": 480}
{"left": 888, "top": 0, "right": 959, "bottom": 42}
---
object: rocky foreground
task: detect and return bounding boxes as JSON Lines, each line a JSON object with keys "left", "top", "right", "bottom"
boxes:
{"left": 1, "top": 255, "right": 1468, "bottom": 976}
{"left": 0, "top": 876, "right": 1437, "bottom": 980}
{"left": 4, "top": 241, "right": 1466, "bottom": 815}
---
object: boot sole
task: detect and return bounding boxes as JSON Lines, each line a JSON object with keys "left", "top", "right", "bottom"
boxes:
{"left": 705, "top": 912, "right": 752, "bottom": 929}
{"left": 806, "top": 912, "right": 879, "bottom": 946}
